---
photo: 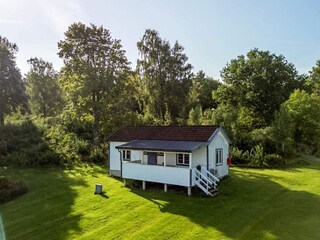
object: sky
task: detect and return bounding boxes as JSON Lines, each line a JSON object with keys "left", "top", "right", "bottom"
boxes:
{"left": 1, "top": 0, "right": 320, "bottom": 79}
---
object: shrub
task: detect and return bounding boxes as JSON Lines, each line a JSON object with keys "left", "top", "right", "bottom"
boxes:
{"left": 231, "top": 145, "right": 287, "bottom": 167}
{"left": 230, "top": 147, "right": 249, "bottom": 165}
{"left": 0, "top": 177, "right": 28, "bottom": 204}
{"left": 88, "top": 147, "right": 105, "bottom": 163}
{"left": 249, "top": 144, "right": 265, "bottom": 166}
{"left": 264, "top": 154, "right": 285, "bottom": 167}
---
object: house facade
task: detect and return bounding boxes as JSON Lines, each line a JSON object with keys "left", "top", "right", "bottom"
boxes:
{"left": 109, "top": 126, "right": 231, "bottom": 196}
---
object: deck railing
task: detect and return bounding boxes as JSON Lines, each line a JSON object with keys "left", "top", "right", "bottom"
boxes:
{"left": 122, "top": 162, "right": 191, "bottom": 187}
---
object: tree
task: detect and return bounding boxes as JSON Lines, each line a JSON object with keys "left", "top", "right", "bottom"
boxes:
{"left": 188, "top": 71, "right": 221, "bottom": 111}
{"left": 284, "top": 89, "right": 320, "bottom": 150}
{"left": 271, "top": 105, "right": 294, "bottom": 155}
{"left": 26, "top": 58, "right": 63, "bottom": 117}
{"left": 137, "top": 29, "right": 193, "bottom": 122}
{"left": 0, "top": 36, "right": 25, "bottom": 125}
{"left": 188, "top": 105, "right": 202, "bottom": 125}
{"left": 305, "top": 60, "right": 320, "bottom": 95}
{"left": 217, "top": 48, "right": 301, "bottom": 127}
{"left": 58, "top": 23, "right": 131, "bottom": 145}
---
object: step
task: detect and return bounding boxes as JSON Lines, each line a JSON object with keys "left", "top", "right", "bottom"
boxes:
{"left": 209, "top": 188, "right": 217, "bottom": 193}
{"left": 209, "top": 190, "right": 220, "bottom": 197}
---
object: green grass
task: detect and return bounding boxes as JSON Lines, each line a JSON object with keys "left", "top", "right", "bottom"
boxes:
{"left": 0, "top": 158, "right": 320, "bottom": 240}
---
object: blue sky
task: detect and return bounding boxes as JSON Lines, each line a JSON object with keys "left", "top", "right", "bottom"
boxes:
{"left": 1, "top": 0, "right": 320, "bottom": 79}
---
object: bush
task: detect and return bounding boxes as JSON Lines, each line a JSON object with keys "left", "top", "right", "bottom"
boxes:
{"left": 264, "top": 154, "right": 285, "bottom": 167}
{"left": 231, "top": 145, "right": 286, "bottom": 167}
{"left": 0, "top": 177, "right": 28, "bottom": 204}
{"left": 230, "top": 147, "right": 249, "bottom": 165}
{"left": 88, "top": 147, "right": 106, "bottom": 163}
{"left": 0, "top": 115, "right": 108, "bottom": 167}
{"left": 249, "top": 144, "right": 265, "bottom": 166}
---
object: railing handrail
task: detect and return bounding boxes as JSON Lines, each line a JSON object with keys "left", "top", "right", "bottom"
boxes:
{"left": 205, "top": 168, "right": 220, "bottom": 183}
{"left": 195, "top": 173, "right": 210, "bottom": 189}
{"left": 195, "top": 169, "right": 213, "bottom": 186}
{"left": 195, "top": 179, "right": 212, "bottom": 196}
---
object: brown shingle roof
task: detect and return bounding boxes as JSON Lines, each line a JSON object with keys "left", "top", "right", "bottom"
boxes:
{"left": 109, "top": 125, "right": 219, "bottom": 142}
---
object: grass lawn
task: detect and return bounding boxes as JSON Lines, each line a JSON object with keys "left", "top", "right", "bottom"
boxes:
{"left": 0, "top": 158, "right": 320, "bottom": 240}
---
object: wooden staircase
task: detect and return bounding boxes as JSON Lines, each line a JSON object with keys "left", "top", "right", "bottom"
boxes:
{"left": 194, "top": 168, "right": 219, "bottom": 196}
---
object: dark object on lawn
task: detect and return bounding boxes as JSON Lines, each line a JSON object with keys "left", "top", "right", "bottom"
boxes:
{"left": 95, "top": 184, "right": 102, "bottom": 194}
{"left": 0, "top": 177, "right": 28, "bottom": 204}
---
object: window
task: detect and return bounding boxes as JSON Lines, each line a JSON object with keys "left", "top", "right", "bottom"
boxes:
{"left": 122, "top": 150, "right": 131, "bottom": 161}
{"left": 176, "top": 153, "right": 190, "bottom": 166}
{"left": 216, "top": 149, "right": 223, "bottom": 166}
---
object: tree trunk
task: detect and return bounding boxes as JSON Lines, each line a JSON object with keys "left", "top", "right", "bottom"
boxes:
{"left": 281, "top": 141, "right": 285, "bottom": 153}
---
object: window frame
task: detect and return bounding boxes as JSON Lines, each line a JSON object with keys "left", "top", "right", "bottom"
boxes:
{"left": 216, "top": 148, "right": 223, "bottom": 166}
{"left": 176, "top": 153, "right": 190, "bottom": 166}
{"left": 122, "top": 150, "right": 131, "bottom": 161}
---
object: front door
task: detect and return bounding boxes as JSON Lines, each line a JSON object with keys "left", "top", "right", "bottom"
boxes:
{"left": 147, "top": 152, "right": 157, "bottom": 165}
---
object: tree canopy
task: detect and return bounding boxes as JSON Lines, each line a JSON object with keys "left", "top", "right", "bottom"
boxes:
{"left": 58, "top": 23, "right": 131, "bottom": 145}
{"left": 26, "top": 57, "right": 63, "bottom": 117}
{"left": 188, "top": 70, "right": 221, "bottom": 110}
{"left": 216, "top": 48, "right": 301, "bottom": 128}
{"left": 306, "top": 60, "right": 320, "bottom": 95}
{"left": 0, "top": 36, "right": 25, "bottom": 125}
{"left": 137, "top": 29, "right": 193, "bottom": 122}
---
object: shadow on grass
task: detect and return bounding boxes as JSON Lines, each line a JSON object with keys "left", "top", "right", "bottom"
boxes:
{"left": 132, "top": 169, "right": 320, "bottom": 240}
{"left": 0, "top": 121, "right": 88, "bottom": 240}
{"left": 0, "top": 168, "right": 88, "bottom": 240}
{"left": 95, "top": 191, "right": 109, "bottom": 199}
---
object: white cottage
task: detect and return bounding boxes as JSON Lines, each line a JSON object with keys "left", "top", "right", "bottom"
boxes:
{"left": 109, "top": 126, "right": 231, "bottom": 196}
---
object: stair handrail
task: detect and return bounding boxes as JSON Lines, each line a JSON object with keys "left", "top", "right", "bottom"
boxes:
{"left": 194, "top": 169, "right": 212, "bottom": 195}
{"left": 195, "top": 173, "right": 210, "bottom": 189}
{"left": 205, "top": 168, "right": 220, "bottom": 183}
{"left": 195, "top": 169, "right": 214, "bottom": 186}
{"left": 195, "top": 180, "right": 212, "bottom": 196}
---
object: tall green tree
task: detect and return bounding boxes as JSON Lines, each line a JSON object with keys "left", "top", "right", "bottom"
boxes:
{"left": 271, "top": 105, "right": 294, "bottom": 154}
{"left": 216, "top": 48, "right": 301, "bottom": 127}
{"left": 58, "top": 23, "right": 131, "bottom": 145}
{"left": 188, "top": 105, "right": 203, "bottom": 125}
{"left": 305, "top": 60, "right": 320, "bottom": 95}
{"left": 0, "top": 36, "right": 25, "bottom": 125}
{"left": 284, "top": 89, "right": 320, "bottom": 150}
{"left": 26, "top": 58, "right": 63, "bottom": 117}
{"left": 137, "top": 29, "right": 193, "bottom": 122}
{"left": 188, "top": 70, "right": 221, "bottom": 110}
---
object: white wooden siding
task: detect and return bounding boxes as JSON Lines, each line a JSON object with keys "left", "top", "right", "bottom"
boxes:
{"left": 208, "top": 130, "right": 229, "bottom": 177}
{"left": 122, "top": 162, "right": 191, "bottom": 186}
{"left": 109, "top": 141, "right": 127, "bottom": 172}
{"left": 191, "top": 145, "right": 206, "bottom": 168}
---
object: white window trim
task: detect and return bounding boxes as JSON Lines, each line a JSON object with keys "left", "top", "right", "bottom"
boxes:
{"left": 122, "top": 150, "right": 131, "bottom": 161}
{"left": 216, "top": 148, "right": 223, "bottom": 166}
{"left": 176, "top": 153, "right": 190, "bottom": 166}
